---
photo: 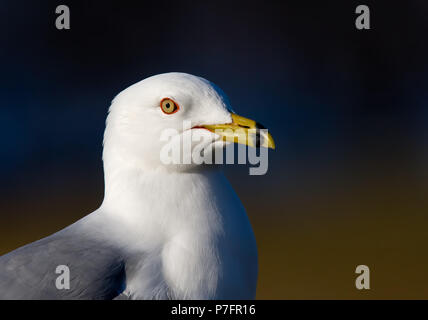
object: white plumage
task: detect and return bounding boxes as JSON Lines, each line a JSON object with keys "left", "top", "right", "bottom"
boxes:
{"left": 0, "top": 72, "right": 262, "bottom": 300}
{"left": 101, "top": 73, "right": 258, "bottom": 299}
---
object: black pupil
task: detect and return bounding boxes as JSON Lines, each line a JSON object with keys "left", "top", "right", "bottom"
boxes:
{"left": 166, "top": 103, "right": 170, "bottom": 109}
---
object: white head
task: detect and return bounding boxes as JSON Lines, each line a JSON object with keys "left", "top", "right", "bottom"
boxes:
{"left": 103, "top": 73, "right": 231, "bottom": 173}
{"left": 102, "top": 73, "right": 274, "bottom": 184}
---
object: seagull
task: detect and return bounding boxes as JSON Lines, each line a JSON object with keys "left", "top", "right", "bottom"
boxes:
{"left": 0, "top": 72, "right": 275, "bottom": 300}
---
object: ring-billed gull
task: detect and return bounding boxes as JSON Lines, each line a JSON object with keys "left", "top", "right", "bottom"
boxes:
{"left": 0, "top": 73, "right": 275, "bottom": 299}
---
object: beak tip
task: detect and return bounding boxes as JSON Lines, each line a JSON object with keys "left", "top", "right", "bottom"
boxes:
{"left": 267, "top": 133, "right": 276, "bottom": 150}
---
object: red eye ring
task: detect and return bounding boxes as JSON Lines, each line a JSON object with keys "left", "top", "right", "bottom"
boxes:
{"left": 160, "top": 98, "right": 180, "bottom": 115}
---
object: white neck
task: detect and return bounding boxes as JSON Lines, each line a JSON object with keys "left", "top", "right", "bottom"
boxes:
{"left": 98, "top": 146, "right": 257, "bottom": 299}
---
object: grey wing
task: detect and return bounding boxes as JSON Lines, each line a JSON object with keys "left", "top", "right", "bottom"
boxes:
{"left": 113, "top": 293, "right": 132, "bottom": 300}
{"left": 0, "top": 227, "right": 126, "bottom": 300}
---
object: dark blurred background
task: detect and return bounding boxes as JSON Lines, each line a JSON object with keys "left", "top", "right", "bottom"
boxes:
{"left": 1, "top": 0, "right": 427, "bottom": 299}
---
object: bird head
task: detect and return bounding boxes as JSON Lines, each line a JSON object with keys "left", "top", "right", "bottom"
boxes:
{"left": 102, "top": 72, "right": 274, "bottom": 173}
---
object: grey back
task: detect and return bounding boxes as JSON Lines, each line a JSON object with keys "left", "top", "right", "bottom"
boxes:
{"left": 0, "top": 227, "right": 126, "bottom": 300}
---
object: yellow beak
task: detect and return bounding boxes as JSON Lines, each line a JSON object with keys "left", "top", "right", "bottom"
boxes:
{"left": 200, "top": 114, "right": 275, "bottom": 149}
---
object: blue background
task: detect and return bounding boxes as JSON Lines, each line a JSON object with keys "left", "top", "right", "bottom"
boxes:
{"left": 0, "top": 1, "right": 427, "bottom": 298}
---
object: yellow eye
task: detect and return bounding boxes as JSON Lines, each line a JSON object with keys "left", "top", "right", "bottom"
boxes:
{"left": 160, "top": 98, "right": 179, "bottom": 114}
